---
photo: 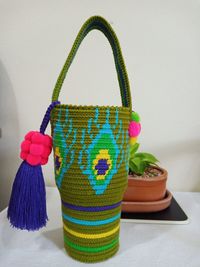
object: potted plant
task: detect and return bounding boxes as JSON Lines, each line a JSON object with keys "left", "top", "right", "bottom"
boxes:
{"left": 122, "top": 111, "right": 171, "bottom": 212}
{"left": 123, "top": 142, "right": 168, "bottom": 202}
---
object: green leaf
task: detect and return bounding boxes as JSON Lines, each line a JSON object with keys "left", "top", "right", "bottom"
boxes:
{"left": 134, "top": 152, "right": 159, "bottom": 164}
{"left": 130, "top": 157, "right": 147, "bottom": 175}
{"left": 130, "top": 143, "right": 139, "bottom": 157}
{"left": 129, "top": 161, "right": 139, "bottom": 174}
{"left": 134, "top": 160, "right": 147, "bottom": 175}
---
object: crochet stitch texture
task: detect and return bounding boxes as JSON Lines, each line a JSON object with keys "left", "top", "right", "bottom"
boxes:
{"left": 50, "top": 16, "right": 132, "bottom": 262}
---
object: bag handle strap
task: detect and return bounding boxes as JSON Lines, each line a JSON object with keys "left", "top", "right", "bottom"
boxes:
{"left": 52, "top": 16, "right": 132, "bottom": 110}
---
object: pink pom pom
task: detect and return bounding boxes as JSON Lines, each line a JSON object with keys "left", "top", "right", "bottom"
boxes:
{"left": 21, "top": 140, "right": 31, "bottom": 152}
{"left": 25, "top": 131, "right": 36, "bottom": 141}
{"left": 27, "top": 154, "right": 41, "bottom": 166}
{"left": 128, "top": 121, "right": 141, "bottom": 137}
{"left": 20, "top": 131, "right": 52, "bottom": 166}
{"left": 30, "top": 144, "right": 44, "bottom": 156}
{"left": 41, "top": 157, "right": 48, "bottom": 165}
{"left": 31, "top": 132, "right": 45, "bottom": 144}
{"left": 43, "top": 135, "right": 52, "bottom": 147}
{"left": 20, "top": 151, "right": 28, "bottom": 160}
{"left": 42, "top": 147, "right": 51, "bottom": 158}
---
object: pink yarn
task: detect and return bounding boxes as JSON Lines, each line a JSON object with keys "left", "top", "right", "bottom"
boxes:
{"left": 20, "top": 131, "right": 52, "bottom": 166}
{"left": 128, "top": 121, "right": 141, "bottom": 137}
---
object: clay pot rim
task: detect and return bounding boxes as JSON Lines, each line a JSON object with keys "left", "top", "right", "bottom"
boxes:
{"left": 128, "top": 166, "right": 168, "bottom": 183}
{"left": 122, "top": 190, "right": 172, "bottom": 205}
{"left": 122, "top": 190, "right": 172, "bottom": 212}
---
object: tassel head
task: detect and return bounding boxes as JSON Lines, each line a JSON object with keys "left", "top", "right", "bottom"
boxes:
{"left": 20, "top": 131, "right": 52, "bottom": 165}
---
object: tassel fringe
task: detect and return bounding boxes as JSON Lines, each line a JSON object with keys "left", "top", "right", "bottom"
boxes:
{"left": 7, "top": 161, "right": 48, "bottom": 230}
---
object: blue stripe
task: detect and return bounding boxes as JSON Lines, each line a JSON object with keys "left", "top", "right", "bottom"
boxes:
{"left": 62, "top": 212, "right": 120, "bottom": 226}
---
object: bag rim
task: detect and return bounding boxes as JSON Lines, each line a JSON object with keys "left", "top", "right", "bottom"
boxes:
{"left": 51, "top": 103, "right": 131, "bottom": 112}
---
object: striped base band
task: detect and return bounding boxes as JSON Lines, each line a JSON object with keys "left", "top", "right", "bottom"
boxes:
{"left": 65, "top": 243, "right": 119, "bottom": 263}
{"left": 63, "top": 223, "right": 120, "bottom": 239}
{"left": 62, "top": 212, "right": 120, "bottom": 226}
{"left": 62, "top": 200, "right": 122, "bottom": 212}
{"left": 64, "top": 235, "right": 119, "bottom": 253}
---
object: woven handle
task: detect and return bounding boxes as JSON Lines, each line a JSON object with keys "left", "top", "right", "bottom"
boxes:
{"left": 52, "top": 16, "right": 132, "bottom": 110}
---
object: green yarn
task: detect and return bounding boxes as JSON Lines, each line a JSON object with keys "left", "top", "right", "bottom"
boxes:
{"left": 51, "top": 106, "right": 129, "bottom": 205}
{"left": 63, "top": 229, "right": 119, "bottom": 247}
{"left": 61, "top": 205, "right": 121, "bottom": 220}
{"left": 63, "top": 218, "right": 120, "bottom": 234}
{"left": 51, "top": 106, "right": 127, "bottom": 263}
{"left": 50, "top": 15, "right": 132, "bottom": 263}
{"left": 65, "top": 242, "right": 119, "bottom": 263}
{"left": 51, "top": 16, "right": 132, "bottom": 112}
{"left": 131, "top": 111, "right": 140, "bottom": 122}
{"left": 64, "top": 235, "right": 119, "bottom": 253}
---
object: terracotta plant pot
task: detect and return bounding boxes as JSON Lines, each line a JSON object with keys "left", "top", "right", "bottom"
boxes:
{"left": 123, "top": 167, "right": 168, "bottom": 202}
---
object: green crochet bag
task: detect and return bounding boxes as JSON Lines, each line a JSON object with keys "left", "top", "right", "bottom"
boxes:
{"left": 50, "top": 16, "right": 132, "bottom": 262}
{"left": 7, "top": 15, "right": 134, "bottom": 262}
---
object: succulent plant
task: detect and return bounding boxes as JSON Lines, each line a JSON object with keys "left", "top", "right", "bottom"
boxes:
{"left": 128, "top": 111, "right": 159, "bottom": 176}
{"left": 129, "top": 143, "right": 159, "bottom": 175}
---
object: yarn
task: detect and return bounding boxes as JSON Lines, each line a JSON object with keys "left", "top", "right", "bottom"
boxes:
{"left": 8, "top": 15, "right": 132, "bottom": 263}
{"left": 7, "top": 162, "right": 48, "bottom": 230}
{"left": 129, "top": 137, "right": 138, "bottom": 146}
{"left": 20, "top": 131, "right": 52, "bottom": 165}
{"left": 131, "top": 111, "right": 140, "bottom": 122}
{"left": 128, "top": 121, "right": 141, "bottom": 137}
{"left": 7, "top": 101, "right": 60, "bottom": 231}
{"left": 49, "top": 16, "right": 132, "bottom": 262}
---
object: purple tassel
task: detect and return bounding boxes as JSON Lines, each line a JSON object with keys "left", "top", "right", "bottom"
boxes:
{"left": 7, "top": 101, "right": 60, "bottom": 231}
{"left": 7, "top": 161, "right": 47, "bottom": 230}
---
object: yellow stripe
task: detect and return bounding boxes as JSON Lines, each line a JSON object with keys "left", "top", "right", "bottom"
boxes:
{"left": 63, "top": 223, "right": 120, "bottom": 239}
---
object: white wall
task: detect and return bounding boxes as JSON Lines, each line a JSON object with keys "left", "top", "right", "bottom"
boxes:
{"left": 0, "top": 0, "right": 200, "bottom": 210}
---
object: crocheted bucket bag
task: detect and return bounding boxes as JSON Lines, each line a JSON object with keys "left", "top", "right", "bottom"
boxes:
{"left": 7, "top": 16, "right": 135, "bottom": 263}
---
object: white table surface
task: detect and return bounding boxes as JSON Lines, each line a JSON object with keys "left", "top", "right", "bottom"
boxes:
{"left": 0, "top": 187, "right": 200, "bottom": 267}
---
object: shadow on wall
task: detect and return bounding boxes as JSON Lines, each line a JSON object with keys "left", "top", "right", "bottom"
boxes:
{"left": 0, "top": 60, "right": 20, "bottom": 211}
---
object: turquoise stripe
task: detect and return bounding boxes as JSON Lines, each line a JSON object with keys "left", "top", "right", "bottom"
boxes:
{"left": 62, "top": 212, "right": 120, "bottom": 226}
